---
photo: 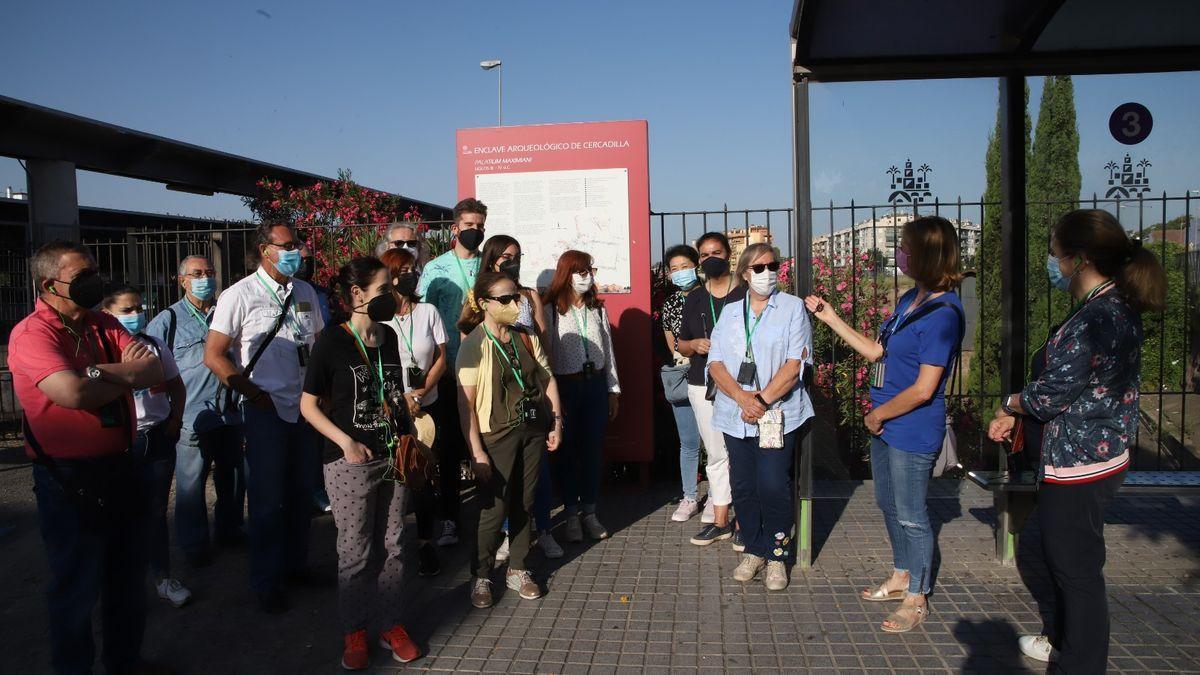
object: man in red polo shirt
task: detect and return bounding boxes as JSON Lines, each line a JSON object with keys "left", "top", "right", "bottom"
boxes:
{"left": 9, "top": 241, "right": 165, "bottom": 675}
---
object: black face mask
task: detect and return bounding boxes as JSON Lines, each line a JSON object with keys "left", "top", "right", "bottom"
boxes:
{"left": 457, "top": 228, "right": 484, "bottom": 252}
{"left": 394, "top": 272, "right": 419, "bottom": 298}
{"left": 295, "top": 256, "right": 315, "bottom": 281}
{"left": 52, "top": 269, "right": 105, "bottom": 309}
{"left": 363, "top": 293, "right": 398, "bottom": 322}
{"left": 701, "top": 256, "right": 730, "bottom": 279}
{"left": 498, "top": 259, "right": 521, "bottom": 282}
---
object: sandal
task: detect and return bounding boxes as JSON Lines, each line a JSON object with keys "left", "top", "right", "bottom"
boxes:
{"left": 881, "top": 603, "right": 927, "bottom": 633}
{"left": 860, "top": 582, "right": 905, "bottom": 602}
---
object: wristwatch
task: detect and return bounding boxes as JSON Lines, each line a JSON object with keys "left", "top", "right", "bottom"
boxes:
{"left": 85, "top": 366, "right": 102, "bottom": 380}
{"left": 1001, "top": 394, "right": 1020, "bottom": 417}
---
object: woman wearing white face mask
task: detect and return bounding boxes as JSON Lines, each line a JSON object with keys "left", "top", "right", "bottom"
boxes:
{"left": 542, "top": 250, "right": 621, "bottom": 544}
{"left": 805, "top": 216, "right": 964, "bottom": 632}
{"left": 707, "top": 244, "right": 812, "bottom": 592}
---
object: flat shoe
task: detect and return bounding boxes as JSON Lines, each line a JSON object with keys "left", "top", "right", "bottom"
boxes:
{"left": 861, "top": 582, "right": 905, "bottom": 602}
{"left": 881, "top": 604, "right": 927, "bottom": 633}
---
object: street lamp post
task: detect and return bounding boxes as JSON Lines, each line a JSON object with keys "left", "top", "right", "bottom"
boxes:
{"left": 480, "top": 59, "right": 502, "bottom": 126}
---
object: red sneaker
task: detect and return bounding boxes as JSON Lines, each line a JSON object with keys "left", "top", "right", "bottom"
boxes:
{"left": 379, "top": 624, "right": 421, "bottom": 663}
{"left": 341, "top": 629, "right": 369, "bottom": 670}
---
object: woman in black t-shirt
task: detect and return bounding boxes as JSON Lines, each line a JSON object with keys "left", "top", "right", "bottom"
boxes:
{"left": 300, "top": 257, "right": 420, "bottom": 670}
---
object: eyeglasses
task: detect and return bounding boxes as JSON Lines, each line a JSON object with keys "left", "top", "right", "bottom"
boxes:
{"left": 266, "top": 242, "right": 300, "bottom": 251}
{"left": 182, "top": 270, "right": 216, "bottom": 279}
{"left": 576, "top": 267, "right": 598, "bottom": 276}
{"left": 485, "top": 293, "right": 522, "bottom": 305}
{"left": 748, "top": 261, "right": 781, "bottom": 273}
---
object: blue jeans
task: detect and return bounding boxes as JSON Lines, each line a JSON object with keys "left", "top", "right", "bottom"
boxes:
{"left": 870, "top": 437, "right": 937, "bottom": 595}
{"left": 33, "top": 459, "right": 147, "bottom": 675}
{"left": 132, "top": 426, "right": 174, "bottom": 578}
{"left": 670, "top": 401, "right": 702, "bottom": 500}
{"left": 557, "top": 375, "right": 608, "bottom": 514}
{"left": 726, "top": 431, "right": 797, "bottom": 561}
{"left": 174, "top": 423, "right": 245, "bottom": 555}
{"left": 242, "top": 405, "right": 319, "bottom": 594}
{"left": 533, "top": 449, "right": 555, "bottom": 531}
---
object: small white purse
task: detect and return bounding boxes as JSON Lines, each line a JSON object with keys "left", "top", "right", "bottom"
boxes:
{"left": 758, "top": 408, "right": 784, "bottom": 449}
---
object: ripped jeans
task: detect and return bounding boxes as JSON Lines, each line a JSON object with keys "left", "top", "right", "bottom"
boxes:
{"left": 870, "top": 437, "right": 937, "bottom": 596}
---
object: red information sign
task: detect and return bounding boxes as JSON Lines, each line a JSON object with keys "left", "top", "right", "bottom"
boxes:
{"left": 456, "top": 121, "right": 652, "bottom": 463}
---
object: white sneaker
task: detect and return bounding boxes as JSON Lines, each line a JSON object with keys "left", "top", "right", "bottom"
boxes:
{"left": 764, "top": 561, "right": 788, "bottom": 591}
{"left": 733, "top": 554, "right": 765, "bottom": 582}
{"left": 1018, "top": 634, "right": 1058, "bottom": 663}
{"left": 156, "top": 577, "right": 192, "bottom": 608}
{"left": 700, "top": 499, "right": 716, "bottom": 524}
{"left": 671, "top": 498, "right": 701, "bottom": 522}
{"left": 495, "top": 534, "right": 510, "bottom": 564}
{"left": 538, "top": 531, "right": 564, "bottom": 559}
{"left": 581, "top": 513, "right": 609, "bottom": 540}
{"left": 564, "top": 515, "right": 583, "bottom": 543}
{"left": 436, "top": 520, "right": 458, "bottom": 547}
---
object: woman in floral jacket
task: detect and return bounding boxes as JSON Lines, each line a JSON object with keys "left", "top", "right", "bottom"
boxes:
{"left": 989, "top": 209, "right": 1166, "bottom": 673}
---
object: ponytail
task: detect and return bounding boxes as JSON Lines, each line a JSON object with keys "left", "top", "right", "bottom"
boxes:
{"left": 1053, "top": 209, "right": 1167, "bottom": 314}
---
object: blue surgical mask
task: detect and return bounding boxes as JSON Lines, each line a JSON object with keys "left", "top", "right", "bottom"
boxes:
{"left": 189, "top": 276, "right": 215, "bottom": 301}
{"left": 274, "top": 248, "right": 302, "bottom": 277}
{"left": 1046, "top": 253, "right": 1071, "bottom": 292}
{"left": 117, "top": 312, "right": 146, "bottom": 334}
{"left": 670, "top": 268, "right": 698, "bottom": 289}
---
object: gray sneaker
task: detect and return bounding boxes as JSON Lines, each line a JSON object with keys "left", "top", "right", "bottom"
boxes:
{"left": 733, "top": 554, "right": 765, "bottom": 582}
{"left": 564, "top": 515, "right": 583, "bottom": 543}
{"left": 764, "top": 560, "right": 788, "bottom": 591}
{"left": 581, "top": 513, "right": 609, "bottom": 540}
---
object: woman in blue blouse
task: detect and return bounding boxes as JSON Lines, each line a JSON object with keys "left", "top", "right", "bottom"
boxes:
{"left": 805, "top": 216, "right": 964, "bottom": 632}
{"left": 708, "top": 243, "right": 813, "bottom": 591}
{"left": 989, "top": 210, "right": 1165, "bottom": 672}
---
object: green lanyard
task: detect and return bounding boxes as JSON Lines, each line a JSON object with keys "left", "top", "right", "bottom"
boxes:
{"left": 706, "top": 277, "right": 733, "bottom": 335}
{"left": 483, "top": 324, "right": 527, "bottom": 392}
{"left": 570, "top": 306, "right": 591, "bottom": 362}
{"left": 254, "top": 270, "right": 300, "bottom": 336}
{"left": 742, "top": 298, "right": 767, "bottom": 361}
{"left": 392, "top": 314, "right": 417, "bottom": 367}
{"left": 452, "top": 254, "right": 475, "bottom": 293}
{"left": 182, "top": 299, "right": 210, "bottom": 333}
{"left": 344, "top": 322, "right": 395, "bottom": 450}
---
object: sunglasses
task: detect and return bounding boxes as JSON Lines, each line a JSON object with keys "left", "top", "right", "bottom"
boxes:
{"left": 748, "top": 261, "right": 781, "bottom": 273}
{"left": 486, "top": 293, "right": 522, "bottom": 305}
{"left": 392, "top": 240, "right": 418, "bottom": 248}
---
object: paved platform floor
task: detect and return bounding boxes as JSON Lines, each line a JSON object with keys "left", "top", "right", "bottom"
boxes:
{"left": 1, "top": 467, "right": 1197, "bottom": 673}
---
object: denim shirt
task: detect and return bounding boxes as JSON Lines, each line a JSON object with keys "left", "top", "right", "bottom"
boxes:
{"left": 1019, "top": 289, "right": 1139, "bottom": 484}
{"left": 145, "top": 297, "right": 238, "bottom": 434}
{"left": 707, "top": 291, "right": 814, "bottom": 439}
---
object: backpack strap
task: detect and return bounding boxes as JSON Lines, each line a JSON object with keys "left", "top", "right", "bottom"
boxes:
{"left": 166, "top": 308, "right": 178, "bottom": 351}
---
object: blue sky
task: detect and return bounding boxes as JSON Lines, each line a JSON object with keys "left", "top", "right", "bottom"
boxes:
{"left": 3, "top": 1, "right": 1198, "bottom": 233}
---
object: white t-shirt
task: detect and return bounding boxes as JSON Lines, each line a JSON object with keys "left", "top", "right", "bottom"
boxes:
{"left": 134, "top": 334, "right": 181, "bottom": 433}
{"left": 209, "top": 267, "right": 325, "bottom": 423}
{"left": 384, "top": 302, "right": 448, "bottom": 406}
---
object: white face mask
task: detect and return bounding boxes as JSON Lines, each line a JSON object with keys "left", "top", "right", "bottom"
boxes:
{"left": 571, "top": 273, "right": 592, "bottom": 294}
{"left": 749, "top": 270, "right": 778, "bottom": 296}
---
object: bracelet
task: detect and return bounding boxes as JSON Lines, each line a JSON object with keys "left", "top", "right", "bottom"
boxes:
{"left": 754, "top": 393, "right": 769, "bottom": 408}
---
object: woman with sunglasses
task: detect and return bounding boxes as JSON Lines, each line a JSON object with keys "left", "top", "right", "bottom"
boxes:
{"left": 380, "top": 247, "right": 449, "bottom": 577}
{"left": 542, "top": 250, "right": 621, "bottom": 544}
{"left": 456, "top": 272, "right": 563, "bottom": 609}
{"left": 299, "top": 257, "right": 420, "bottom": 669}
{"left": 707, "top": 243, "right": 812, "bottom": 591}
{"left": 805, "top": 216, "right": 964, "bottom": 632}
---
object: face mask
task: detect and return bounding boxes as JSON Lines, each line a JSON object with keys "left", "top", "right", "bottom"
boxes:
{"left": 700, "top": 256, "right": 729, "bottom": 279}
{"left": 394, "top": 272, "right": 419, "bottom": 297}
{"left": 295, "top": 256, "right": 315, "bottom": 281}
{"left": 188, "top": 276, "right": 215, "bottom": 301}
{"left": 572, "top": 273, "right": 593, "bottom": 295}
{"left": 488, "top": 300, "right": 520, "bottom": 326}
{"left": 1047, "top": 253, "right": 1072, "bottom": 292}
{"left": 670, "top": 268, "right": 698, "bottom": 289}
{"left": 273, "top": 248, "right": 302, "bottom": 277}
{"left": 895, "top": 247, "right": 911, "bottom": 277}
{"left": 457, "top": 228, "right": 484, "bottom": 252}
{"left": 116, "top": 312, "right": 146, "bottom": 334}
{"left": 749, "top": 270, "right": 778, "bottom": 296}
{"left": 499, "top": 259, "right": 521, "bottom": 282}
{"left": 51, "top": 269, "right": 105, "bottom": 309}
{"left": 363, "top": 292, "right": 398, "bottom": 322}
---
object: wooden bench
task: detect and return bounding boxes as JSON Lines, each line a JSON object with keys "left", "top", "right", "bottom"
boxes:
{"left": 966, "top": 470, "right": 1200, "bottom": 565}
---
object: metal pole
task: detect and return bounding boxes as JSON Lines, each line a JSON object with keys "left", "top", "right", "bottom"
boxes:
{"left": 792, "top": 72, "right": 814, "bottom": 569}
{"left": 498, "top": 65, "right": 503, "bottom": 127}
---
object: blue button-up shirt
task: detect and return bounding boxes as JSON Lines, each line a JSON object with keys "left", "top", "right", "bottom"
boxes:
{"left": 145, "top": 297, "right": 238, "bottom": 434}
{"left": 707, "top": 290, "right": 813, "bottom": 439}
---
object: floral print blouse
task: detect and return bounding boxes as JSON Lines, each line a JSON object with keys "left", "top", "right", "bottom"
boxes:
{"left": 1019, "top": 288, "right": 1139, "bottom": 484}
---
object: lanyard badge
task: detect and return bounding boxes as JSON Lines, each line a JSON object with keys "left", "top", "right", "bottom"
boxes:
{"left": 737, "top": 300, "right": 765, "bottom": 386}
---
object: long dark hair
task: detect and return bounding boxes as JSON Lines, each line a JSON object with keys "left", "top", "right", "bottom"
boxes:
{"left": 480, "top": 234, "right": 521, "bottom": 280}
{"left": 327, "top": 256, "right": 385, "bottom": 323}
{"left": 1054, "top": 209, "right": 1166, "bottom": 313}
{"left": 542, "top": 249, "right": 603, "bottom": 315}
{"left": 457, "top": 271, "right": 513, "bottom": 335}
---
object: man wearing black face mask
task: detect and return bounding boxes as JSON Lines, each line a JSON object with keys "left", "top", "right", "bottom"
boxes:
{"left": 9, "top": 241, "right": 167, "bottom": 674}
{"left": 414, "top": 198, "right": 486, "bottom": 546}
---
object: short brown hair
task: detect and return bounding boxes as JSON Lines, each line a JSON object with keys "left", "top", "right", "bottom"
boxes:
{"left": 453, "top": 198, "right": 487, "bottom": 223}
{"left": 901, "top": 216, "right": 962, "bottom": 292}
